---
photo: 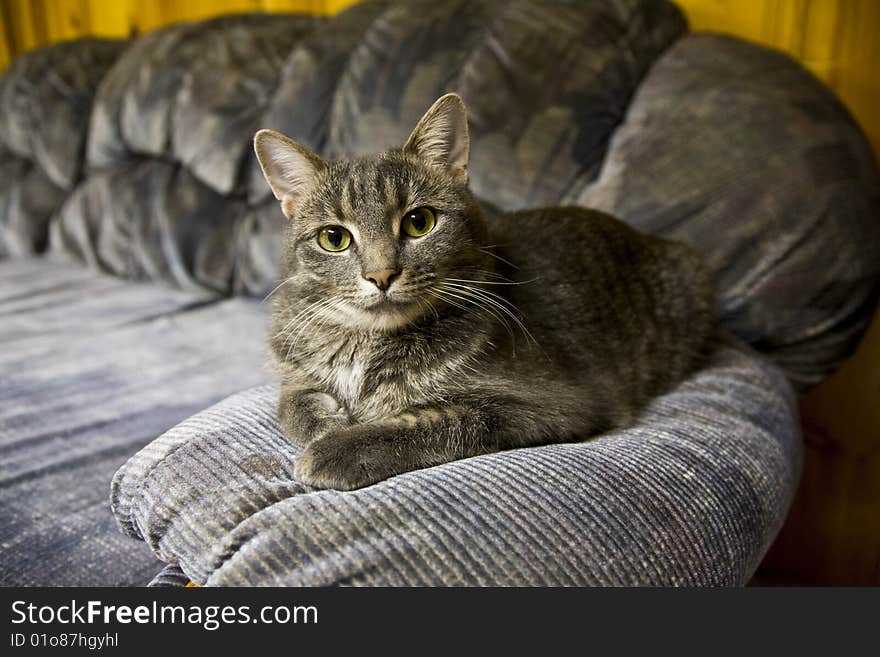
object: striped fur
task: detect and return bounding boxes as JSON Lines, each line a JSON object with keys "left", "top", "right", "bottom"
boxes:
{"left": 256, "top": 95, "right": 715, "bottom": 490}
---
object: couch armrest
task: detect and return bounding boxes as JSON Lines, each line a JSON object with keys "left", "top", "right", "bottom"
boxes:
{"left": 111, "top": 345, "right": 801, "bottom": 586}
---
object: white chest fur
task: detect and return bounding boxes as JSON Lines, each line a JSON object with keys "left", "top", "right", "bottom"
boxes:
{"left": 329, "top": 359, "right": 365, "bottom": 409}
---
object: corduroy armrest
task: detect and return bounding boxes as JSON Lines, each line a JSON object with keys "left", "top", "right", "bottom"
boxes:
{"left": 111, "top": 345, "right": 800, "bottom": 586}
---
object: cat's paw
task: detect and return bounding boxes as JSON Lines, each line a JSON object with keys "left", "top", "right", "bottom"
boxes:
{"left": 293, "top": 427, "right": 393, "bottom": 491}
{"left": 280, "top": 391, "right": 351, "bottom": 447}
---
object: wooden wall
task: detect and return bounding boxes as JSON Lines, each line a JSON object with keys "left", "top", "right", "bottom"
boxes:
{"left": 0, "top": 1, "right": 355, "bottom": 65}
{"left": 1, "top": 0, "right": 878, "bottom": 583}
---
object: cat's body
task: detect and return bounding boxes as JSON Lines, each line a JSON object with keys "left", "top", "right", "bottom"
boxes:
{"left": 256, "top": 95, "right": 714, "bottom": 490}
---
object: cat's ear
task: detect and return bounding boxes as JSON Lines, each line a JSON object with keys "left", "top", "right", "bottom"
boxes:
{"left": 404, "top": 93, "right": 469, "bottom": 182}
{"left": 254, "top": 129, "right": 324, "bottom": 219}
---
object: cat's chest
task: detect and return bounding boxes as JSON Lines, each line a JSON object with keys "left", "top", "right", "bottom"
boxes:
{"left": 299, "top": 337, "right": 412, "bottom": 419}
{"left": 301, "top": 333, "right": 465, "bottom": 421}
{"left": 327, "top": 358, "right": 366, "bottom": 410}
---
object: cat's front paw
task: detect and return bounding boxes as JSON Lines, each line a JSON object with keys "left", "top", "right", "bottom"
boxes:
{"left": 293, "top": 427, "right": 395, "bottom": 491}
{"left": 280, "top": 391, "right": 351, "bottom": 447}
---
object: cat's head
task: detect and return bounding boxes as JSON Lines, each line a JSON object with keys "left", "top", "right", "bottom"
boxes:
{"left": 255, "top": 94, "right": 490, "bottom": 331}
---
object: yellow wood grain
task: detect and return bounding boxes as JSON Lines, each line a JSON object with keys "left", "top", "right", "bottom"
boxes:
{"left": 0, "top": 8, "right": 11, "bottom": 70}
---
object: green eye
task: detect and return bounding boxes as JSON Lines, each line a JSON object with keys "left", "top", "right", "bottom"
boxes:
{"left": 401, "top": 207, "right": 436, "bottom": 238}
{"left": 318, "top": 226, "right": 352, "bottom": 252}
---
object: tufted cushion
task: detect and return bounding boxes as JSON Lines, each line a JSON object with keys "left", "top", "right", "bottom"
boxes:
{"left": 579, "top": 34, "right": 880, "bottom": 388}
{"left": 52, "top": 159, "right": 247, "bottom": 293}
{"left": 0, "top": 39, "right": 125, "bottom": 255}
{"left": 52, "top": 15, "right": 324, "bottom": 293}
{"left": 86, "top": 14, "right": 321, "bottom": 196}
{"left": 318, "top": 0, "right": 685, "bottom": 209}
{"left": 111, "top": 343, "right": 800, "bottom": 586}
{"left": 245, "top": 0, "right": 392, "bottom": 201}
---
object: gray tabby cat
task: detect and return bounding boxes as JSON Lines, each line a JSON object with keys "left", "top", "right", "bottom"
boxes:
{"left": 254, "top": 94, "right": 714, "bottom": 491}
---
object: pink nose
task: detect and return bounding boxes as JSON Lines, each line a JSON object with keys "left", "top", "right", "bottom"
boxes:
{"left": 364, "top": 268, "right": 401, "bottom": 291}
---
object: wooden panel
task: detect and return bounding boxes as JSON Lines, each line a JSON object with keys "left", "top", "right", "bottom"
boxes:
{"left": 761, "top": 311, "right": 880, "bottom": 584}
{"left": 0, "top": 0, "right": 359, "bottom": 66}
{"left": 0, "top": 0, "right": 359, "bottom": 44}
{"left": 0, "top": 5, "right": 11, "bottom": 70}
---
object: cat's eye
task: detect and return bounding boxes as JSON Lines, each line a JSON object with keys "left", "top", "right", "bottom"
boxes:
{"left": 317, "top": 226, "right": 352, "bottom": 252}
{"left": 401, "top": 207, "right": 436, "bottom": 238}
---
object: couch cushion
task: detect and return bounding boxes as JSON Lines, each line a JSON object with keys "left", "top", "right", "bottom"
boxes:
{"left": 0, "top": 39, "right": 125, "bottom": 189}
{"left": 111, "top": 342, "right": 800, "bottom": 586}
{"left": 87, "top": 14, "right": 321, "bottom": 197}
{"left": 0, "top": 258, "right": 270, "bottom": 585}
{"left": 318, "top": 0, "right": 686, "bottom": 210}
{"left": 0, "top": 39, "right": 125, "bottom": 255}
{"left": 0, "top": 256, "right": 215, "bottom": 342}
{"left": 52, "top": 159, "right": 249, "bottom": 294}
{"left": 579, "top": 34, "right": 880, "bottom": 388}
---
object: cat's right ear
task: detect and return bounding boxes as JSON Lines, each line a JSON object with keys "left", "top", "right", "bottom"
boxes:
{"left": 404, "top": 93, "right": 469, "bottom": 182}
{"left": 254, "top": 129, "right": 324, "bottom": 219}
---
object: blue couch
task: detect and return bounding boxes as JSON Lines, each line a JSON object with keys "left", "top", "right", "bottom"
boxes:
{"left": 1, "top": 0, "right": 878, "bottom": 586}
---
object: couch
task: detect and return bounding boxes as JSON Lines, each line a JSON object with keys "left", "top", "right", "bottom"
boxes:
{"left": 1, "top": 0, "right": 878, "bottom": 586}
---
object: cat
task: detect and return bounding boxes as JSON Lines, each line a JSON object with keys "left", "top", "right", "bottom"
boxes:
{"left": 254, "top": 93, "right": 714, "bottom": 491}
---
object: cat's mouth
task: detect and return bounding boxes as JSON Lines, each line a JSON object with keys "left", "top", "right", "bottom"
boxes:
{"left": 349, "top": 293, "right": 428, "bottom": 331}
{"left": 363, "top": 296, "right": 413, "bottom": 312}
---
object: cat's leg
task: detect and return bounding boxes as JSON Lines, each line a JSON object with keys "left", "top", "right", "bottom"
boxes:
{"left": 278, "top": 383, "right": 351, "bottom": 448}
{"left": 294, "top": 397, "right": 584, "bottom": 490}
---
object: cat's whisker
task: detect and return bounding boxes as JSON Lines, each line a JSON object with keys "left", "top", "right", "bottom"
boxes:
{"left": 261, "top": 276, "right": 297, "bottom": 304}
{"left": 478, "top": 247, "right": 519, "bottom": 270}
{"left": 455, "top": 267, "right": 514, "bottom": 280}
{"left": 286, "top": 306, "right": 335, "bottom": 362}
{"left": 437, "top": 289, "right": 517, "bottom": 350}
{"left": 431, "top": 286, "right": 517, "bottom": 346}
{"left": 439, "top": 281, "right": 539, "bottom": 349}
{"left": 273, "top": 297, "right": 329, "bottom": 340}
{"left": 426, "top": 289, "right": 494, "bottom": 331}
{"left": 273, "top": 307, "right": 317, "bottom": 344}
{"left": 443, "top": 281, "right": 521, "bottom": 309}
{"left": 445, "top": 276, "right": 539, "bottom": 286}
{"left": 426, "top": 289, "right": 471, "bottom": 316}
{"left": 282, "top": 297, "right": 341, "bottom": 361}
{"left": 436, "top": 289, "right": 516, "bottom": 357}
{"left": 308, "top": 300, "right": 347, "bottom": 347}
{"left": 280, "top": 304, "right": 326, "bottom": 362}
{"left": 416, "top": 295, "right": 440, "bottom": 324}
{"left": 292, "top": 299, "right": 343, "bottom": 349}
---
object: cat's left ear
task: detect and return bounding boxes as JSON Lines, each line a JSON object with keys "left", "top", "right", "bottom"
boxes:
{"left": 254, "top": 129, "right": 324, "bottom": 219}
{"left": 404, "top": 93, "right": 469, "bottom": 182}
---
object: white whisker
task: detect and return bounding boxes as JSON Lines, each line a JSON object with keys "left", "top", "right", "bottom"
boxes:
{"left": 272, "top": 297, "right": 329, "bottom": 340}
{"left": 261, "top": 276, "right": 296, "bottom": 304}
{"left": 478, "top": 246, "right": 519, "bottom": 270}
{"left": 439, "top": 281, "right": 539, "bottom": 350}
{"left": 431, "top": 286, "right": 517, "bottom": 347}
{"left": 445, "top": 276, "right": 539, "bottom": 286}
{"left": 282, "top": 297, "right": 340, "bottom": 361}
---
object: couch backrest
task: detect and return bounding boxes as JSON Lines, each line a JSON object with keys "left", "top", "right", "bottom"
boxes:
{"left": 0, "top": 38, "right": 125, "bottom": 254}
{"left": 1, "top": 0, "right": 878, "bottom": 388}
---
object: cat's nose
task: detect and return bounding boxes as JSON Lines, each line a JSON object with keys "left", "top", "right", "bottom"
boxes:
{"left": 364, "top": 268, "right": 401, "bottom": 292}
